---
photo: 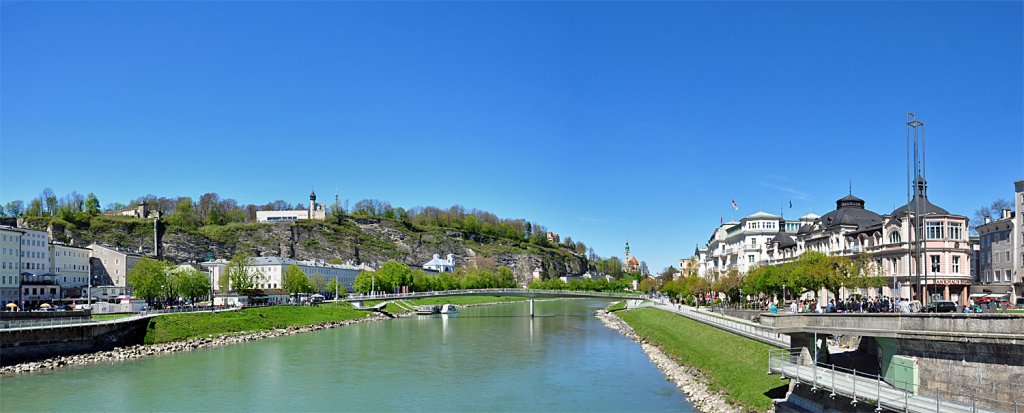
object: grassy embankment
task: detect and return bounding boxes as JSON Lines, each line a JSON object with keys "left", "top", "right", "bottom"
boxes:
{"left": 617, "top": 308, "right": 787, "bottom": 412}
{"left": 143, "top": 302, "right": 369, "bottom": 344}
{"left": 605, "top": 300, "right": 627, "bottom": 312}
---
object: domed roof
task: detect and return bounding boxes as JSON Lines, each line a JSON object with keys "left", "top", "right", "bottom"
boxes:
{"left": 744, "top": 211, "right": 781, "bottom": 220}
{"left": 818, "top": 193, "right": 883, "bottom": 230}
{"left": 890, "top": 176, "right": 949, "bottom": 217}
{"left": 799, "top": 213, "right": 820, "bottom": 220}
{"left": 770, "top": 232, "right": 797, "bottom": 249}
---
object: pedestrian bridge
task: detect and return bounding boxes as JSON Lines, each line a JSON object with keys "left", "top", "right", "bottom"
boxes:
{"left": 341, "top": 288, "right": 644, "bottom": 302}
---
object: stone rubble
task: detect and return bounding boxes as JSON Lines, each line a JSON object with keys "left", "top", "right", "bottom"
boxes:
{"left": 1, "top": 313, "right": 389, "bottom": 376}
{"left": 596, "top": 310, "right": 745, "bottom": 413}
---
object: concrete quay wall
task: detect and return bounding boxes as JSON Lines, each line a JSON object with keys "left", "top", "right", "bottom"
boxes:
{"left": 0, "top": 318, "right": 148, "bottom": 366}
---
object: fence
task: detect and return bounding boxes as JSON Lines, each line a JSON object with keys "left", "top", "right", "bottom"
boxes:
{"left": 672, "top": 306, "right": 790, "bottom": 347}
{"left": 767, "top": 348, "right": 1017, "bottom": 413}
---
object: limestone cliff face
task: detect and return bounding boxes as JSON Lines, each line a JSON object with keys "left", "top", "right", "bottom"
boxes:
{"left": 31, "top": 216, "right": 587, "bottom": 281}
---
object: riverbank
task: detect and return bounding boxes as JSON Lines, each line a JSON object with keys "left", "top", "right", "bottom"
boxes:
{"left": 608, "top": 308, "right": 786, "bottom": 412}
{"left": 596, "top": 309, "right": 740, "bottom": 413}
{"left": 0, "top": 308, "right": 387, "bottom": 376}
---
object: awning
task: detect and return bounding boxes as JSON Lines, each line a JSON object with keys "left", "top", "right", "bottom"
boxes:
{"left": 986, "top": 293, "right": 1009, "bottom": 298}
{"left": 969, "top": 293, "right": 988, "bottom": 298}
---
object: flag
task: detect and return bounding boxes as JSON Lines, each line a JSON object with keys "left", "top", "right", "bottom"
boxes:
{"left": 789, "top": 200, "right": 792, "bottom": 208}
{"left": 731, "top": 199, "right": 738, "bottom": 210}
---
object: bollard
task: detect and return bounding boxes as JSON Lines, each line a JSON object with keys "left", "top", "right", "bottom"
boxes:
{"left": 972, "top": 395, "right": 977, "bottom": 413}
{"left": 935, "top": 389, "right": 940, "bottom": 412}
{"left": 904, "top": 386, "right": 909, "bottom": 413}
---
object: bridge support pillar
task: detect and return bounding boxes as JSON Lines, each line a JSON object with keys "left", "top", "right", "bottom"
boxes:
{"left": 790, "top": 332, "right": 830, "bottom": 366}
{"left": 529, "top": 299, "right": 534, "bottom": 318}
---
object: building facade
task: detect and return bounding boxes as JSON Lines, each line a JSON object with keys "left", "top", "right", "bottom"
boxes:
{"left": 89, "top": 244, "right": 143, "bottom": 289}
{"left": 255, "top": 191, "right": 327, "bottom": 222}
{"left": 698, "top": 179, "right": 973, "bottom": 304}
{"left": 973, "top": 179, "right": 1024, "bottom": 302}
{"left": 423, "top": 254, "right": 455, "bottom": 273}
{"left": 20, "top": 274, "right": 61, "bottom": 309}
{"left": 0, "top": 226, "right": 24, "bottom": 308}
{"left": 20, "top": 229, "right": 50, "bottom": 275}
{"left": 201, "top": 256, "right": 368, "bottom": 293}
{"left": 50, "top": 244, "right": 91, "bottom": 289}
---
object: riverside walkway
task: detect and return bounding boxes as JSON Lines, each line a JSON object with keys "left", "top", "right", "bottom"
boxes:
{"left": 651, "top": 301, "right": 791, "bottom": 348}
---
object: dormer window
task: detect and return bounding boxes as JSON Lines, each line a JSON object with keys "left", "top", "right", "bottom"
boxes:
{"left": 889, "top": 231, "right": 901, "bottom": 244}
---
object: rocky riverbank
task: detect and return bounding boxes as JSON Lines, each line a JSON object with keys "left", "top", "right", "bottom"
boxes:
{"left": 0, "top": 313, "right": 389, "bottom": 376}
{"left": 596, "top": 309, "right": 742, "bottom": 413}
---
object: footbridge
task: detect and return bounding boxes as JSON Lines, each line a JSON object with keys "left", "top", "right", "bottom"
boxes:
{"left": 342, "top": 288, "right": 644, "bottom": 317}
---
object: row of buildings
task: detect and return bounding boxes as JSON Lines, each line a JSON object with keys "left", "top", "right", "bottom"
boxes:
{"left": 0, "top": 225, "right": 142, "bottom": 309}
{"left": 688, "top": 179, "right": 1024, "bottom": 305}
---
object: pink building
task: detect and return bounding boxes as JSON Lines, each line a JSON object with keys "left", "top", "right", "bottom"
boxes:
{"left": 767, "top": 178, "right": 971, "bottom": 305}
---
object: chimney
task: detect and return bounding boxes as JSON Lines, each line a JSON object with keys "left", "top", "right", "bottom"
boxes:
{"left": 985, "top": 216, "right": 991, "bottom": 224}
{"left": 1002, "top": 209, "right": 1012, "bottom": 219}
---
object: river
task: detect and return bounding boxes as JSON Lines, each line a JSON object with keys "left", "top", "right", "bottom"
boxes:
{"left": 0, "top": 299, "right": 694, "bottom": 412}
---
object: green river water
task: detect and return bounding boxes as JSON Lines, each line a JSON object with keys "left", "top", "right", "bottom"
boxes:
{"left": 0, "top": 299, "right": 694, "bottom": 412}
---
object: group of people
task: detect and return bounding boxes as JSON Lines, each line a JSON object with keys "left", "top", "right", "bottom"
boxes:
{"left": 767, "top": 296, "right": 915, "bottom": 314}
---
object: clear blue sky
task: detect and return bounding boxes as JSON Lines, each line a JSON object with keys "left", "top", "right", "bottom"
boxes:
{"left": 2, "top": 1, "right": 1022, "bottom": 272}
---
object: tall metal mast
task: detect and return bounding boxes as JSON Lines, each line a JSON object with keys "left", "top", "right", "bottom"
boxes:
{"left": 906, "top": 113, "right": 926, "bottom": 303}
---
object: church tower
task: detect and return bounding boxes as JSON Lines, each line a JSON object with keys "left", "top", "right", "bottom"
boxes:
{"left": 624, "top": 240, "right": 631, "bottom": 265}
{"left": 309, "top": 190, "right": 317, "bottom": 219}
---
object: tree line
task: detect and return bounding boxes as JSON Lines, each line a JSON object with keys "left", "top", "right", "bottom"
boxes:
{"left": 351, "top": 261, "right": 517, "bottom": 294}
{"left": 125, "top": 257, "right": 212, "bottom": 306}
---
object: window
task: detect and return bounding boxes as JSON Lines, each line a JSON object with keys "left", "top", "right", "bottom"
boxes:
{"left": 748, "top": 255, "right": 755, "bottom": 263}
{"left": 926, "top": 222, "right": 944, "bottom": 239}
{"left": 889, "top": 231, "right": 901, "bottom": 244}
{"left": 948, "top": 223, "right": 962, "bottom": 240}
{"left": 930, "top": 255, "right": 940, "bottom": 273}
{"left": 1006, "top": 251, "right": 1011, "bottom": 262}
{"left": 891, "top": 257, "right": 899, "bottom": 274}
{"left": 952, "top": 256, "right": 960, "bottom": 274}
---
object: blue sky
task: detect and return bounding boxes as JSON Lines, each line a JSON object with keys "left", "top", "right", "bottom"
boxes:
{"left": 1, "top": 1, "right": 1022, "bottom": 272}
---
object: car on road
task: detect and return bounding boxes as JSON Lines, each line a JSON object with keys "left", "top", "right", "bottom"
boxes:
{"left": 924, "top": 300, "right": 958, "bottom": 313}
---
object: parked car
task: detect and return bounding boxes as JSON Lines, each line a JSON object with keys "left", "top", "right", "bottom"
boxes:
{"left": 924, "top": 301, "right": 958, "bottom": 313}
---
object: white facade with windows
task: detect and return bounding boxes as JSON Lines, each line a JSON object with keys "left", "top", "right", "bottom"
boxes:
{"left": 201, "top": 256, "right": 371, "bottom": 293}
{"left": 50, "top": 244, "right": 91, "bottom": 288}
{"left": 20, "top": 229, "right": 50, "bottom": 275}
{"left": 700, "top": 212, "right": 818, "bottom": 280}
{"left": 423, "top": 254, "right": 455, "bottom": 273}
{"left": 255, "top": 191, "right": 328, "bottom": 222}
{"left": 88, "top": 244, "right": 143, "bottom": 288}
{"left": 0, "top": 226, "right": 24, "bottom": 308}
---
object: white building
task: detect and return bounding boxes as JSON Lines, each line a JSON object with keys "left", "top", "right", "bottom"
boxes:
{"left": 20, "top": 229, "right": 50, "bottom": 275}
{"left": 0, "top": 226, "right": 24, "bottom": 308}
{"left": 256, "top": 191, "right": 327, "bottom": 222}
{"left": 423, "top": 254, "right": 455, "bottom": 273}
{"left": 50, "top": 244, "right": 91, "bottom": 289}
{"left": 200, "top": 256, "right": 368, "bottom": 293}
{"left": 697, "top": 180, "right": 974, "bottom": 304}
{"left": 699, "top": 212, "right": 817, "bottom": 279}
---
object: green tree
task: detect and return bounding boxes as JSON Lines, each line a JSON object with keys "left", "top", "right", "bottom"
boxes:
{"left": 310, "top": 272, "right": 327, "bottom": 294}
{"left": 175, "top": 267, "right": 212, "bottom": 304}
{"left": 283, "top": 264, "right": 312, "bottom": 300}
{"left": 326, "top": 278, "right": 344, "bottom": 298}
{"left": 84, "top": 193, "right": 101, "bottom": 216}
{"left": 168, "top": 197, "right": 199, "bottom": 230}
{"left": 4, "top": 200, "right": 24, "bottom": 216}
{"left": 127, "top": 257, "right": 170, "bottom": 305}
{"left": 26, "top": 198, "right": 43, "bottom": 216}
{"left": 353, "top": 270, "right": 378, "bottom": 294}
{"left": 222, "top": 253, "right": 261, "bottom": 294}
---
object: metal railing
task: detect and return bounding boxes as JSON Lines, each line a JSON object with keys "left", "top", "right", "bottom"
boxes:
{"left": 0, "top": 305, "right": 243, "bottom": 331}
{"left": 768, "top": 348, "right": 1017, "bottom": 412}
{"left": 659, "top": 303, "right": 790, "bottom": 347}
{"left": 341, "top": 288, "right": 644, "bottom": 302}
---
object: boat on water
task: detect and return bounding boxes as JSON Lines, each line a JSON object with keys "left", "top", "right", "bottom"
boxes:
{"left": 416, "top": 305, "right": 440, "bottom": 315}
{"left": 440, "top": 304, "right": 459, "bottom": 314}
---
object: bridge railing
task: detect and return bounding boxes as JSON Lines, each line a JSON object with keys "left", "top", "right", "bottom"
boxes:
{"left": 341, "top": 288, "right": 644, "bottom": 301}
{"left": 768, "top": 348, "right": 1016, "bottom": 413}
{"left": 673, "top": 306, "right": 790, "bottom": 347}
